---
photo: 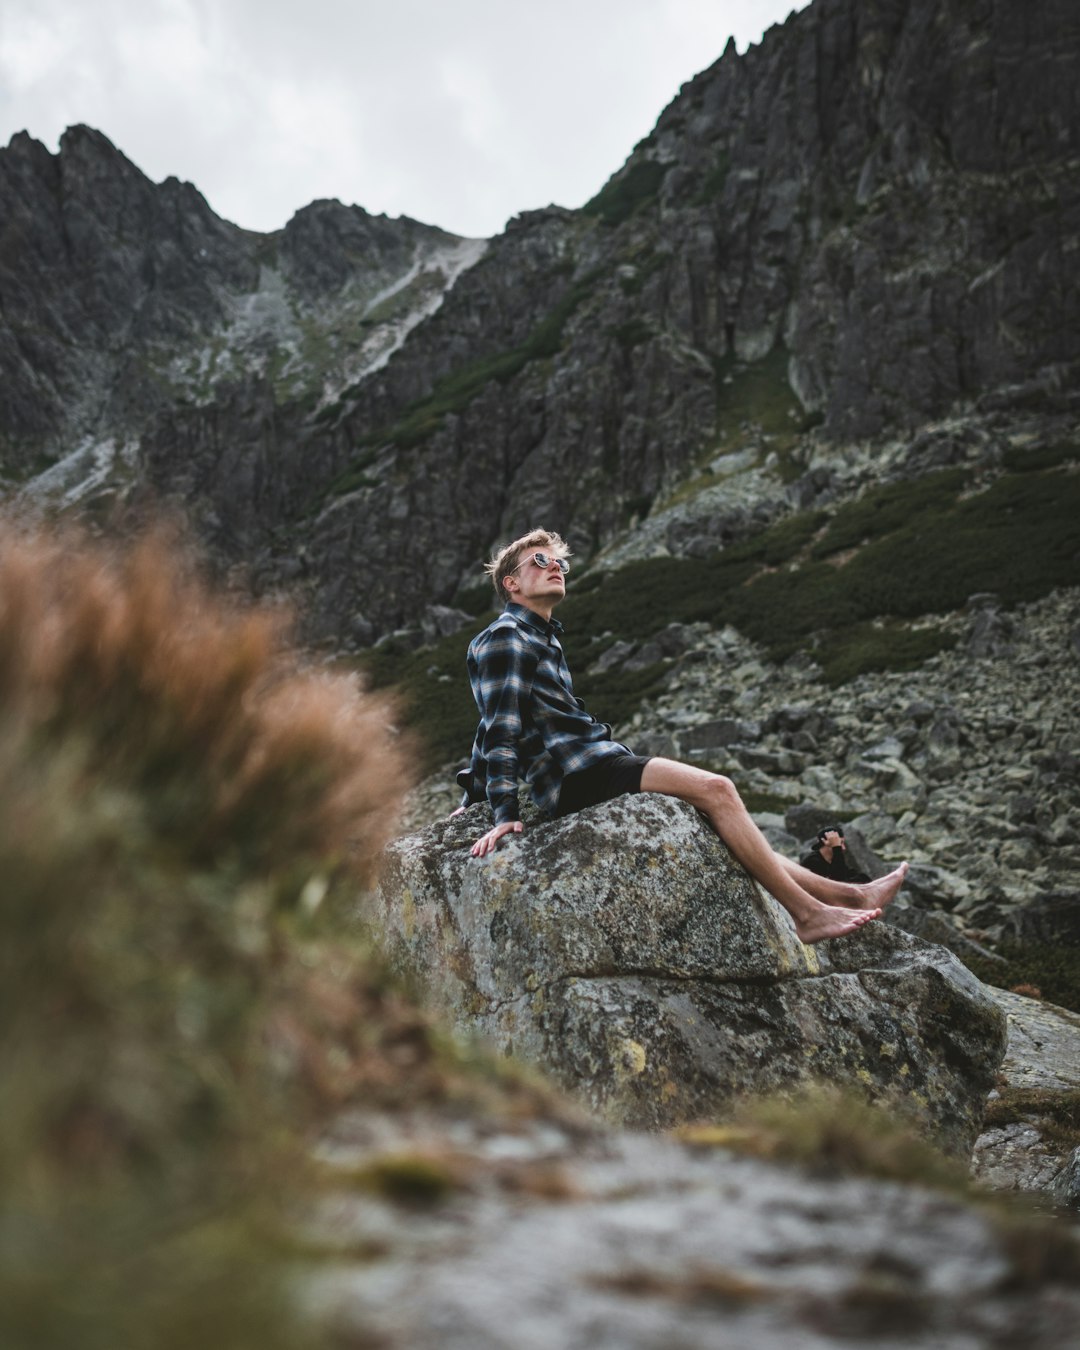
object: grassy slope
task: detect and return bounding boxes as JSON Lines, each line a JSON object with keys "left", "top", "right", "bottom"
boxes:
{"left": 362, "top": 445, "right": 1080, "bottom": 771}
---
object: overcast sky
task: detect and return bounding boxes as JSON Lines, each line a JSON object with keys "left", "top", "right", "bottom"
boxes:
{"left": 1, "top": 0, "right": 810, "bottom": 239}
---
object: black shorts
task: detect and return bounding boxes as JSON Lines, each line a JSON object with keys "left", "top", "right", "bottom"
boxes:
{"left": 556, "top": 752, "right": 652, "bottom": 818}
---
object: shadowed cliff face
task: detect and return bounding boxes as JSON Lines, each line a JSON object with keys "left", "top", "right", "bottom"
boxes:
{"left": 0, "top": 126, "right": 253, "bottom": 464}
{"left": 2, "top": 0, "right": 1079, "bottom": 641}
{"left": 0, "top": 125, "right": 474, "bottom": 478}
{"left": 135, "top": 0, "right": 1080, "bottom": 638}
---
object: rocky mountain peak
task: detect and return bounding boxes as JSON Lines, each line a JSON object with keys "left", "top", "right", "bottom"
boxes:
{"left": 279, "top": 197, "right": 460, "bottom": 297}
{"left": 3, "top": 0, "right": 1078, "bottom": 647}
{"left": 0, "top": 124, "right": 479, "bottom": 484}
{"left": 58, "top": 121, "right": 139, "bottom": 171}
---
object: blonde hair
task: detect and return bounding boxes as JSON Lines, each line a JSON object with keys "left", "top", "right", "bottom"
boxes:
{"left": 484, "top": 528, "right": 571, "bottom": 605}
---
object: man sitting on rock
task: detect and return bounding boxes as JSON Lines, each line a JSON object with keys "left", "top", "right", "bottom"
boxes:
{"left": 800, "top": 827, "right": 872, "bottom": 885}
{"left": 454, "top": 528, "right": 908, "bottom": 945}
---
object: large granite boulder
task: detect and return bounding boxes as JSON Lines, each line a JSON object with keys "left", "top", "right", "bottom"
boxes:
{"left": 375, "top": 794, "right": 1006, "bottom": 1153}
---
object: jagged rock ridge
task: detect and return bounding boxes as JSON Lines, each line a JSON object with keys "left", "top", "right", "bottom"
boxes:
{"left": 2, "top": 0, "right": 1077, "bottom": 643}
{"left": 0, "top": 125, "right": 482, "bottom": 487}
{"left": 138, "top": 0, "right": 1080, "bottom": 638}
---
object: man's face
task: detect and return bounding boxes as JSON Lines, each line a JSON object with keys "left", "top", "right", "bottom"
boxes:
{"left": 822, "top": 829, "right": 845, "bottom": 850}
{"left": 505, "top": 549, "right": 567, "bottom": 607}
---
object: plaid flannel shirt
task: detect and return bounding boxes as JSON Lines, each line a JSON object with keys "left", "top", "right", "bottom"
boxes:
{"left": 461, "top": 603, "right": 629, "bottom": 823}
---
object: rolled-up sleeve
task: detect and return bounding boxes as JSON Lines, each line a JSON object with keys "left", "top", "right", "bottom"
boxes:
{"left": 472, "top": 628, "right": 537, "bottom": 824}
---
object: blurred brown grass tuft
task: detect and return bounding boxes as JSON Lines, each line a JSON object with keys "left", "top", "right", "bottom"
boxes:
{"left": 0, "top": 521, "right": 420, "bottom": 1349}
{"left": 0, "top": 522, "right": 409, "bottom": 873}
{"left": 0, "top": 521, "right": 571, "bottom": 1349}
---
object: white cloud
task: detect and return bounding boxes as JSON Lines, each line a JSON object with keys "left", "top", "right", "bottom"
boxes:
{"left": 0, "top": 0, "right": 812, "bottom": 237}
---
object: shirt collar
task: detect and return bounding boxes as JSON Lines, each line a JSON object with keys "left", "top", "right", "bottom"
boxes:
{"left": 505, "top": 601, "right": 564, "bottom": 639}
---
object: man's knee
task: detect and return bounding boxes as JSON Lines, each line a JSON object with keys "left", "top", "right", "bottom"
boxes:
{"left": 702, "top": 772, "right": 741, "bottom": 812}
{"left": 642, "top": 759, "right": 743, "bottom": 814}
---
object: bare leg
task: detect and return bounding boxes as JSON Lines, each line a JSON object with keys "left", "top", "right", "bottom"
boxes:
{"left": 777, "top": 855, "right": 909, "bottom": 912}
{"left": 639, "top": 758, "right": 880, "bottom": 945}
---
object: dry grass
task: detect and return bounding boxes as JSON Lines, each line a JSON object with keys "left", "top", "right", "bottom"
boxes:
{"left": 993, "top": 1213, "right": 1080, "bottom": 1289}
{"left": 677, "top": 1085, "right": 969, "bottom": 1192}
{"left": 0, "top": 522, "right": 408, "bottom": 873}
{"left": 0, "top": 521, "right": 572, "bottom": 1348}
{"left": 0, "top": 521, "right": 429, "bottom": 1350}
{"left": 591, "top": 1266, "right": 769, "bottom": 1307}
{"left": 678, "top": 1086, "right": 1080, "bottom": 1297}
{"left": 335, "top": 1151, "right": 463, "bottom": 1206}
{"left": 983, "top": 1087, "right": 1080, "bottom": 1153}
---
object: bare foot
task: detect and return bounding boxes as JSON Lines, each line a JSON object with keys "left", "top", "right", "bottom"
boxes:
{"left": 794, "top": 905, "right": 882, "bottom": 945}
{"left": 852, "top": 861, "right": 909, "bottom": 911}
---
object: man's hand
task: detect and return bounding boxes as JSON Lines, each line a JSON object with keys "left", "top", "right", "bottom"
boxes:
{"left": 471, "top": 821, "right": 523, "bottom": 857}
{"left": 449, "top": 805, "right": 466, "bottom": 818}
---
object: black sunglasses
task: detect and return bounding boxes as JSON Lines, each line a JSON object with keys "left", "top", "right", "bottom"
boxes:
{"left": 511, "top": 551, "right": 570, "bottom": 575}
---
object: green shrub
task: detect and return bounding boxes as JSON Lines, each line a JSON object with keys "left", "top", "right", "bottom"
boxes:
{"left": 713, "top": 347, "right": 803, "bottom": 444}
{"left": 623, "top": 492, "right": 655, "bottom": 524}
{"left": 1001, "top": 441, "right": 1079, "bottom": 473}
{"left": 961, "top": 942, "right": 1080, "bottom": 1015}
{"left": 359, "top": 624, "right": 667, "bottom": 772}
{"left": 326, "top": 446, "right": 381, "bottom": 497}
{"left": 583, "top": 160, "right": 670, "bottom": 226}
{"left": 360, "top": 623, "right": 485, "bottom": 770}
{"left": 313, "top": 398, "right": 345, "bottom": 424}
{"left": 331, "top": 469, "right": 379, "bottom": 494}
{"left": 723, "top": 508, "right": 828, "bottom": 567}
{"left": 811, "top": 468, "right": 969, "bottom": 558}
{"left": 798, "top": 409, "right": 826, "bottom": 433}
{"left": 572, "top": 660, "right": 671, "bottom": 735}
{"left": 816, "top": 622, "right": 958, "bottom": 686}
{"left": 454, "top": 579, "right": 496, "bottom": 616}
{"left": 557, "top": 554, "right": 756, "bottom": 644}
{"left": 830, "top": 469, "right": 1080, "bottom": 617}
{"left": 553, "top": 461, "right": 1079, "bottom": 727}
{"left": 568, "top": 466, "right": 1079, "bottom": 658}
{"left": 364, "top": 463, "right": 1080, "bottom": 764}
{"left": 738, "top": 789, "right": 797, "bottom": 815}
